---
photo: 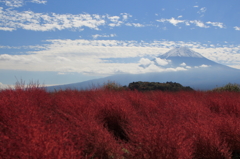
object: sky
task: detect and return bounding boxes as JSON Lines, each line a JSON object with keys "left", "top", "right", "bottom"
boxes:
{"left": 0, "top": 0, "right": 240, "bottom": 87}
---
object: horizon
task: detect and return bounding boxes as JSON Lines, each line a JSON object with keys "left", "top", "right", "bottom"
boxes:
{"left": 1, "top": 0, "right": 240, "bottom": 87}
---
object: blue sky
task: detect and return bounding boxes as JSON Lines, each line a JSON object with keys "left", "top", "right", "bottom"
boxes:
{"left": 0, "top": 0, "right": 240, "bottom": 87}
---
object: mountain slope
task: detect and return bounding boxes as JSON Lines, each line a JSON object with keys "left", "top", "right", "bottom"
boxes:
{"left": 46, "top": 47, "right": 240, "bottom": 91}
{"left": 159, "top": 46, "right": 204, "bottom": 58}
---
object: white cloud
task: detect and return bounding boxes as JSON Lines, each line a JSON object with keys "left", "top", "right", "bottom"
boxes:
{"left": 190, "top": 20, "right": 209, "bottom": 28}
{"left": 107, "top": 13, "right": 131, "bottom": 27}
{"left": 155, "top": 58, "right": 169, "bottom": 66}
{"left": 206, "top": 21, "right": 225, "bottom": 28}
{"left": 1, "top": 39, "right": 240, "bottom": 74}
{"left": 199, "top": 64, "right": 209, "bottom": 68}
{"left": 92, "top": 34, "right": 116, "bottom": 39}
{"left": 193, "top": 5, "right": 199, "bottom": 8}
{"left": 174, "top": 67, "right": 187, "bottom": 71}
{"left": 139, "top": 58, "right": 153, "bottom": 68}
{"left": 30, "top": 0, "right": 46, "bottom": 4}
{"left": 158, "top": 17, "right": 184, "bottom": 26}
{"left": 180, "top": 62, "right": 186, "bottom": 66}
{"left": 199, "top": 7, "right": 207, "bottom": 13}
{"left": 125, "top": 23, "right": 144, "bottom": 27}
{"left": 177, "top": 15, "right": 182, "bottom": 18}
{"left": 109, "top": 21, "right": 123, "bottom": 27}
{"left": 197, "top": 7, "right": 207, "bottom": 17}
{"left": 157, "top": 18, "right": 223, "bottom": 29}
{"left": 121, "top": 13, "right": 131, "bottom": 21}
{"left": 168, "top": 17, "right": 185, "bottom": 26}
{"left": 0, "top": 0, "right": 46, "bottom": 8}
{"left": 0, "top": 54, "right": 43, "bottom": 63}
{"left": 228, "top": 65, "right": 240, "bottom": 69}
{"left": 0, "top": 8, "right": 135, "bottom": 31}
{"left": 107, "top": 15, "right": 120, "bottom": 23}
{"left": 2, "top": 0, "right": 24, "bottom": 8}
{"left": 185, "top": 21, "right": 190, "bottom": 26}
{"left": 0, "top": 26, "right": 15, "bottom": 31}
{"left": 234, "top": 26, "right": 240, "bottom": 30}
{"left": 0, "top": 9, "right": 106, "bottom": 31}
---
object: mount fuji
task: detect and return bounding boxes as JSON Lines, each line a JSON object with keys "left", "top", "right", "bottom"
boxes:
{"left": 47, "top": 47, "right": 240, "bottom": 91}
{"left": 152, "top": 46, "right": 229, "bottom": 69}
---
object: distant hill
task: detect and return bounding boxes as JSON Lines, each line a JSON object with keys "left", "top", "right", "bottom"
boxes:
{"left": 46, "top": 47, "right": 240, "bottom": 91}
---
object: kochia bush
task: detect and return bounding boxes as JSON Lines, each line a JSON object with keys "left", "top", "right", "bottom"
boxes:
{"left": 0, "top": 86, "right": 240, "bottom": 158}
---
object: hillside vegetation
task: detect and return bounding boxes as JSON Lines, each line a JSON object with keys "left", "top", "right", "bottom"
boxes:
{"left": 102, "top": 81, "right": 193, "bottom": 91}
{"left": 212, "top": 83, "right": 240, "bottom": 92}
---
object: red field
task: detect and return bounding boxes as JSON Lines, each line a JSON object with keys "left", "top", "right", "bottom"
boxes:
{"left": 1, "top": 86, "right": 240, "bottom": 159}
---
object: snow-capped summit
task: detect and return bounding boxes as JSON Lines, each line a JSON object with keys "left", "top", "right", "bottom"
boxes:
{"left": 155, "top": 46, "right": 226, "bottom": 68}
{"left": 160, "top": 46, "right": 204, "bottom": 58}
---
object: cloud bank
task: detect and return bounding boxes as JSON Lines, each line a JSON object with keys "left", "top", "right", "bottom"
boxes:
{"left": 1, "top": 0, "right": 47, "bottom": 8}
{"left": 1, "top": 39, "right": 240, "bottom": 75}
{"left": 0, "top": 7, "right": 134, "bottom": 31}
{"left": 157, "top": 17, "right": 225, "bottom": 29}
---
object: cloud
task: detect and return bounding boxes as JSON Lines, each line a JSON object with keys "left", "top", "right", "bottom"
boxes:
{"left": 0, "top": 0, "right": 46, "bottom": 8}
{"left": 0, "top": 8, "right": 135, "bottom": 31}
{"left": 199, "top": 64, "right": 210, "bottom": 68}
{"left": 138, "top": 58, "right": 187, "bottom": 73}
{"left": 107, "top": 13, "right": 131, "bottom": 27}
{"left": 189, "top": 20, "right": 209, "bottom": 28}
{"left": 1, "top": 39, "right": 240, "bottom": 74}
{"left": 121, "top": 13, "right": 131, "bottom": 21}
{"left": 30, "top": 0, "right": 46, "bottom": 4}
{"left": 197, "top": 7, "right": 207, "bottom": 17}
{"left": 0, "top": 26, "right": 15, "bottom": 31}
{"left": 155, "top": 58, "right": 170, "bottom": 66}
{"left": 206, "top": 21, "right": 225, "bottom": 28}
{"left": 0, "top": 54, "right": 43, "bottom": 63}
{"left": 157, "top": 17, "right": 223, "bottom": 29}
{"left": 193, "top": 5, "right": 199, "bottom": 8}
{"left": 158, "top": 17, "right": 184, "bottom": 26}
{"left": 0, "top": 9, "right": 106, "bottom": 31}
{"left": 234, "top": 26, "right": 240, "bottom": 31}
{"left": 177, "top": 15, "right": 183, "bottom": 18}
{"left": 1, "top": 0, "right": 24, "bottom": 8}
{"left": 180, "top": 62, "right": 186, "bottom": 66}
{"left": 125, "top": 23, "right": 145, "bottom": 27}
{"left": 139, "top": 58, "right": 153, "bottom": 68}
{"left": 198, "top": 7, "right": 207, "bottom": 13}
{"left": 107, "top": 15, "right": 120, "bottom": 23}
{"left": 92, "top": 34, "right": 116, "bottom": 39}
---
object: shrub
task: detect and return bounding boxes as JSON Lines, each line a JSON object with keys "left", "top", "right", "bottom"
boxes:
{"left": 212, "top": 83, "right": 240, "bottom": 92}
{"left": 101, "top": 81, "right": 128, "bottom": 91}
{"left": 128, "top": 81, "right": 194, "bottom": 91}
{"left": 1, "top": 83, "right": 240, "bottom": 158}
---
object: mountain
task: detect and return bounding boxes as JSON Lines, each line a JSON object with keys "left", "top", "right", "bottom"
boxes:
{"left": 160, "top": 46, "right": 204, "bottom": 58}
{"left": 46, "top": 47, "right": 240, "bottom": 91}
{"left": 153, "top": 46, "right": 230, "bottom": 68}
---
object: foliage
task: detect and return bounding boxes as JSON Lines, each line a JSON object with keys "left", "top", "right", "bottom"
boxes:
{"left": 212, "top": 83, "right": 240, "bottom": 92}
{"left": 1, "top": 85, "right": 240, "bottom": 158}
{"left": 101, "top": 81, "right": 128, "bottom": 91}
{"left": 128, "top": 81, "right": 193, "bottom": 91}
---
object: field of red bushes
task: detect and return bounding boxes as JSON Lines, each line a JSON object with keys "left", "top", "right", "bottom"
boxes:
{"left": 1, "top": 86, "right": 240, "bottom": 159}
